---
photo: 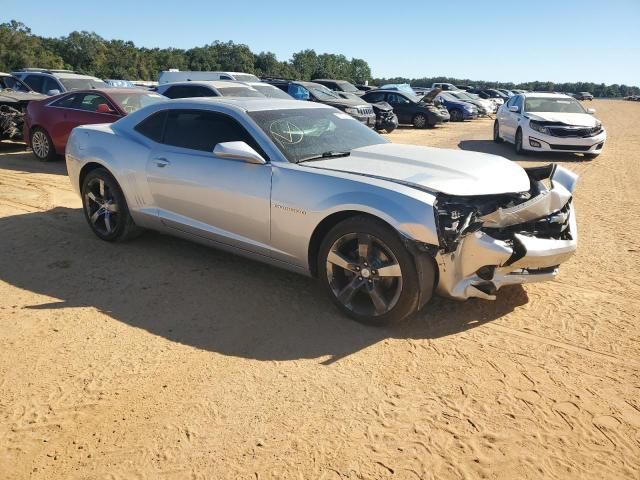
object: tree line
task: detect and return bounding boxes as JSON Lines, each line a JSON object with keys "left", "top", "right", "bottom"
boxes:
{"left": 1, "top": 20, "right": 637, "bottom": 97}
{"left": 0, "top": 20, "right": 371, "bottom": 84}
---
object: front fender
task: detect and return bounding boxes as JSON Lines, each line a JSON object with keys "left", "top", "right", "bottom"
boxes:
{"left": 270, "top": 164, "right": 439, "bottom": 271}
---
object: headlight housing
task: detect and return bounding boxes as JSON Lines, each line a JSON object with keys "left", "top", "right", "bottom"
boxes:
{"left": 344, "top": 107, "right": 358, "bottom": 115}
{"left": 529, "top": 120, "right": 551, "bottom": 135}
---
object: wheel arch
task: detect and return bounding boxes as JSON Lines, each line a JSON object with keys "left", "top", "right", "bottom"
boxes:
{"left": 308, "top": 211, "right": 395, "bottom": 278}
{"left": 78, "top": 162, "right": 114, "bottom": 192}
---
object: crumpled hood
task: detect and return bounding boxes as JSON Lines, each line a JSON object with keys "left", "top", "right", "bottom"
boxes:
{"left": 307, "top": 143, "right": 531, "bottom": 196}
{"left": 0, "top": 90, "right": 46, "bottom": 103}
{"left": 526, "top": 112, "right": 598, "bottom": 126}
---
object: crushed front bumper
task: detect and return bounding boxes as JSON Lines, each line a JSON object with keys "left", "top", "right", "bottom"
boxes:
{"left": 435, "top": 165, "right": 578, "bottom": 300}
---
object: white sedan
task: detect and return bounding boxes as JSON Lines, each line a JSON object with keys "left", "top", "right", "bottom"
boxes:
{"left": 494, "top": 93, "right": 606, "bottom": 158}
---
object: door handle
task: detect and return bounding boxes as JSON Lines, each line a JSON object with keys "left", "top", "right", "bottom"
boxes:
{"left": 153, "top": 157, "right": 170, "bottom": 167}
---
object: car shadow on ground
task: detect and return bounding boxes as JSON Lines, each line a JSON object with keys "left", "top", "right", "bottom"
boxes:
{"left": 0, "top": 207, "right": 529, "bottom": 363}
{"left": 458, "top": 139, "right": 592, "bottom": 163}
{"left": 0, "top": 144, "right": 67, "bottom": 175}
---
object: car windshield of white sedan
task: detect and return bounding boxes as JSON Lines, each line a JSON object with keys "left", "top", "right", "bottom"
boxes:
{"left": 251, "top": 84, "right": 292, "bottom": 99}
{"left": 109, "top": 92, "right": 167, "bottom": 114}
{"left": 525, "top": 97, "right": 586, "bottom": 114}
{"left": 59, "top": 78, "right": 108, "bottom": 90}
{"left": 217, "top": 86, "right": 265, "bottom": 97}
{"left": 249, "top": 108, "right": 387, "bottom": 163}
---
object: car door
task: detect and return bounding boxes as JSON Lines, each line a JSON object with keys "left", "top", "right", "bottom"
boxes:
{"left": 60, "top": 93, "right": 121, "bottom": 150}
{"left": 144, "top": 109, "right": 272, "bottom": 250}
{"left": 500, "top": 95, "right": 523, "bottom": 141}
{"left": 45, "top": 93, "right": 81, "bottom": 151}
{"left": 385, "top": 93, "right": 412, "bottom": 123}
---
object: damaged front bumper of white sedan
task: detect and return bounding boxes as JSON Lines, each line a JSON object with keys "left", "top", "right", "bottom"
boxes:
{"left": 434, "top": 164, "right": 578, "bottom": 300}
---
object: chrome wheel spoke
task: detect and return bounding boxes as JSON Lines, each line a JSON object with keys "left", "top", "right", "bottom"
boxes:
{"left": 357, "top": 234, "right": 372, "bottom": 262}
{"left": 327, "top": 250, "right": 358, "bottom": 273}
{"left": 337, "top": 277, "right": 364, "bottom": 305}
{"left": 87, "top": 192, "right": 99, "bottom": 204}
{"left": 106, "top": 203, "right": 119, "bottom": 213}
{"left": 376, "top": 262, "right": 401, "bottom": 277}
{"left": 90, "top": 208, "right": 102, "bottom": 224}
{"left": 104, "top": 214, "right": 112, "bottom": 233}
{"left": 367, "top": 283, "right": 388, "bottom": 314}
{"left": 98, "top": 179, "right": 105, "bottom": 197}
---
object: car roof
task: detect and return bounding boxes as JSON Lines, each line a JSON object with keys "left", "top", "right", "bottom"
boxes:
{"left": 164, "top": 96, "right": 331, "bottom": 112}
{"left": 159, "top": 80, "right": 251, "bottom": 89}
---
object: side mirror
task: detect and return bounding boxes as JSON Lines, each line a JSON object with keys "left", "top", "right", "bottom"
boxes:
{"left": 213, "top": 141, "right": 266, "bottom": 165}
{"left": 46, "top": 89, "right": 61, "bottom": 96}
{"left": 508, "top": 105, "right": 520, "bottom": 113}
{"left": 587, "top": 107, "right": 596, "bottom": 114}
{"left": 96, "top": 103, "right": 116, "bottom": 114}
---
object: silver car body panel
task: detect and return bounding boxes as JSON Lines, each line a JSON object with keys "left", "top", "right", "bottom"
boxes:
{"left": 66, "top": 97, "right": 578, "bottom": 301}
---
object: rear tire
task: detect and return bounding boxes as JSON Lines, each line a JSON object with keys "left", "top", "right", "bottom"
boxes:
{"left": 493, "top": 120, "right": 503, "bottom": 143}
{"left": 318, "top": 215, "right": 432, "bottom": 325}
{"left": 81, "top": 168, "right": 143, "bottom": 242}
{"left": 30, "top": 127, "right": 57, "bottom": 162}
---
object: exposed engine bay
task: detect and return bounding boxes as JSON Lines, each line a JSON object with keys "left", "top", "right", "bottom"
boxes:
{"left": 434, "top": 164, "right": 578, "bottom": 300}
{"left": 0, "top": 89, "right": 45, "bottom": 140}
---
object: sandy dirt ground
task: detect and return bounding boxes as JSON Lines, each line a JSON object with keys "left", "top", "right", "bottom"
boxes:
{"left": 0, "top": 100, "right": 639, "bottom": 479}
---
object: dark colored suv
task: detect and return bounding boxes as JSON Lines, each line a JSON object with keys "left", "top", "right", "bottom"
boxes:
{"left": 312, "top": 79, "right": 364, "bottom": 96}
{"left": 362, "top": 89, "right": 449, "bottom": 128}
{"left": 266, "top": 80, "right": 376, "bottom": 126}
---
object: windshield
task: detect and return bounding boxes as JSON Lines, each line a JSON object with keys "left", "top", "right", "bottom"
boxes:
{"left": 449, "top": 91, "right": 473, "bottom": 101}
{"left": 248, "top": 108, "right": 386, "bottom": 163}
{"left": 524, "top": 97, "right": 586, "bottom": 114}
{"left": 231, "top": 73, "right": 261, "bottom": 82}
{"left": 109, "top": 91, "right": 167, "bottom": 114}
{"left": 59, "top": 77, "right": 107, "bottom": 90}
{"left": 308, "top": 86, "right": 341, "bottom": 101}
{"left": 338, "top": 81, "right": 359, "bottom": 93}
{"left": 0, "top": 75, "right": 32, "bottom": 92}
{"left": 217, "top": 86, "right": 265, "bottom": 97}
{"left": 251, "top": 84, "right": 292, "bottom": 99}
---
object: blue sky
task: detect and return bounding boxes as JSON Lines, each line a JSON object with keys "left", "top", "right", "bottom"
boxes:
{"left": 5, "top": 0, "right": 640, "bottom": 85}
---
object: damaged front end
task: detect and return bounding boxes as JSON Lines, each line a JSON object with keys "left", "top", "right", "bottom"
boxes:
{"left": 0, "top": 90, "right": 44, "bottom": 141}
{"left": 434, "top": 164, "right": 578, "bottom": 300}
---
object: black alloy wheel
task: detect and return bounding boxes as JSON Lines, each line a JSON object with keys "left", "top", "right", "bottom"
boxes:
{"left": 81, "top": 168, "right": 142, "bottom": 242}
{"left": 318, "top": 216, "right": 431, "bottom": 325}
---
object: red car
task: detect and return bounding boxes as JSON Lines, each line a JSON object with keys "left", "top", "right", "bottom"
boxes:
{"left": 24, "top": 88, "right": 166, "bottom": 161}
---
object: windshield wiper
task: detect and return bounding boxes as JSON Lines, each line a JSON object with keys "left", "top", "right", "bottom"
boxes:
{"left": 297, "top": 151, "right": 351, "bottom": 164}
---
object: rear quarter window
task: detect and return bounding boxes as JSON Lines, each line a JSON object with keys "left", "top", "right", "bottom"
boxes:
{"left": 135, "top": 111, "right": 167, "bottom": 142}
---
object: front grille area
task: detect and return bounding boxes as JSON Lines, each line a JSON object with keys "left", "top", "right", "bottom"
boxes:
{"left": 549, "top": 144, "right": 591, "bottom": 151}
{"left": 548, "top": 125, "right": 602, "bottom": 137}
{"left": 357, "top": 107, "right": 374, "bottom": 116}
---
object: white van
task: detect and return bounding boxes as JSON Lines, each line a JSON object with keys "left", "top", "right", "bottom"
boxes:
{"left": 158, "top": 70, "right": 261, "bottom": 84}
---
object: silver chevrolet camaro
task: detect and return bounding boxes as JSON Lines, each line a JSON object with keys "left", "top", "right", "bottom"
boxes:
{"left": 66, "top": 97, "right": 578, "bottom": 325}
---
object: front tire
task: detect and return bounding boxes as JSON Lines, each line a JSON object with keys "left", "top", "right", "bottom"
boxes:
{"left": 493, "top": 120, "right": 503, "bottom": 143}
{"left": 450, "top": 109, "right": 463, "bottom": 122}
{"left": 318, "top": 216, "right": 429, "bottom": 325}
{"left": 30, "top": 127, "right": 57, "bottom": 162}
{"left": 412, "top": 113, "right": 427, "bottom": 129}
{"left": 515, "top": 128, "right": 527, "bottom": 155}
{"left": 81, "top": 168, "right": 142, "bottom": 242}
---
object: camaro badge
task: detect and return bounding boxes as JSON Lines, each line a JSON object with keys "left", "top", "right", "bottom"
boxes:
{"left": 273, "top": 204, "right": 306, "bottom": 215}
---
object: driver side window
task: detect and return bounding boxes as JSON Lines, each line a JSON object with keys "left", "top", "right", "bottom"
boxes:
{"left": 162, "top": 110, "right": 267, "bottom": 158}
